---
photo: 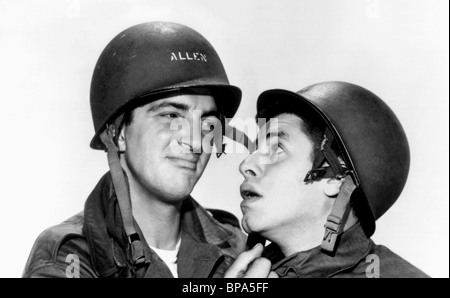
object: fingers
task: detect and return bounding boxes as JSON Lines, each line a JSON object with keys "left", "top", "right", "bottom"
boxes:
{"left": 243, "top": 257, "right": 272, "bottom": 278}
{"left": 224, "top": 243, "right": 264, "bottom": 278}
{"left": 268, "top": 271, "right": 279, "bottom": 278}
{"left": 224, "top": 243, "right": 275, "bottom": 278}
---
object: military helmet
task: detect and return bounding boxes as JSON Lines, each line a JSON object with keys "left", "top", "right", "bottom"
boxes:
{"left": 257, "top": 82, "right": 410, "bottom": 236}
{"left": 90, "top": 21, "right": 241, "bottom": 150}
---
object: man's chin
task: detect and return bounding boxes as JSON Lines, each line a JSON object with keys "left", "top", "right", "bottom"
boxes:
{"left": 155, "top": 172, "right": 202, "bottom": 201}
{"left": 241, "top": 216, "right": 256, "bottom": 235}
{"left": 162, "top": 183, "right": 196, "bottom": 201}
{"left": 169, "top": 185, "right": 193, "bottom": 196}
{"left": 168, "top": 165, "right": 203, "bottom": 182}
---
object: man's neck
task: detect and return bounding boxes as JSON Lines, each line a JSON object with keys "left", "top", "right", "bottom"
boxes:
{"left": 270, "top": 209, "right": 359, "bottom": 257}
{"left": 127, "top": 180, "right": 182, "bottom": 250}
{"left": 132, "top": 196, "right": 182, "bottom": 250}
{"left": 269, "top": 221, "right": 325, "bottom": 257}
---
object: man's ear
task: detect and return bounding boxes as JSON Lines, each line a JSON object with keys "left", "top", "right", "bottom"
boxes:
{"left": 117, "top": 127, "right": 126, "bottom": 152}
{"left": 322, "top": 178, "right": 343, "bottom": 198}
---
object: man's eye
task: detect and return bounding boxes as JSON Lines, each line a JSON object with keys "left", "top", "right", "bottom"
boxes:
{"left": 202, "top": 120, "right": 218, "bottom": 131}
{"left": 162, "top": 113, "right": 180, "bottom": 119}
{"left": 275, "top": 144, "right": 285, "bottom": 154}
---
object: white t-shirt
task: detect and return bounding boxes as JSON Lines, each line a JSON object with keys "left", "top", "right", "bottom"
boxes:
{"left": 149, "top": 238, "right": 181, "bottom": 278}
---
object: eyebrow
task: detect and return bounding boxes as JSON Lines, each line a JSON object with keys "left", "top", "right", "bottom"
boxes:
{"left": 202, "top": 109, "right": 220, "bottom": 119}
{"left": 147, "top": 102, "right": 189, "bottom": 113}
{"left": 270, "top": 131, "right": 288, "bottom": 140}
{"left": 148, "top": 101, "right": 219, "bottom": 118}
{"left": 255, "top": 130, "right": 288, "bottom": 147}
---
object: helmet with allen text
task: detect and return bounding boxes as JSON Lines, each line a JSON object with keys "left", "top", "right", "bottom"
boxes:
{"left": 90, "top": 21, "right": 241, "bottom": 150}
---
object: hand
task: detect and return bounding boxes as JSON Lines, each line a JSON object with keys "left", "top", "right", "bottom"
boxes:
{"left": 224, "top": 243, "right": 279, "bottom": 278}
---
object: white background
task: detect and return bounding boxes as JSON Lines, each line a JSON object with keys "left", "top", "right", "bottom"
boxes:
{"left": 0, "top": 0, "right": 448, "bottom": 278}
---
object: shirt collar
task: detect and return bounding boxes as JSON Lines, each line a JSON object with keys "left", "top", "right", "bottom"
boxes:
{"left": 139, "top": 197, "right": 237, "bottom": 278}
{"left": 269, "top": 223, "right": 373, "bottom": 278}
{"left": 136, "top": 196, "right": 236, "bottom": 263}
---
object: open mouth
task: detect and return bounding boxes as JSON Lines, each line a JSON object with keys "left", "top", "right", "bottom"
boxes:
{"left": 240, "top": 185, "right": 263, "bottom": 201}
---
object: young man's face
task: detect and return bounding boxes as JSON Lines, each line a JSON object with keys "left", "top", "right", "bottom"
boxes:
{"left": 119, "top": 94, "right": 220, "bottom": 204}
{"left": 239, "top": 113, "right": 331, "bottom": 239}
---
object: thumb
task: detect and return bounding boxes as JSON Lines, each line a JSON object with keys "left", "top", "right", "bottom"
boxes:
{"left": 224, "top": 244, "right": 264, "bottom": 278}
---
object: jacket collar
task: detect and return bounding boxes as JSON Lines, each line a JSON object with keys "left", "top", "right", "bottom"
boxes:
{"left": 268, "top": 223, "right": 373, "bottom": 278}
{"left": 82, "top": 172, "right": 124, "bottom": 277}
{"left": 83, "top": 172, "right": 235, "bottom": 277}
{"left": 179, "top": 197, "right": 235, "bottom": 246}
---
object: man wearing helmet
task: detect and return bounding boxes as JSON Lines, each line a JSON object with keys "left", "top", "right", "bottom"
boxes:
{"left": 235, "top": 82, "right": 429, "bottom": 278}
{"left": 23, "top": 22, "right": 247, "bottom": 278}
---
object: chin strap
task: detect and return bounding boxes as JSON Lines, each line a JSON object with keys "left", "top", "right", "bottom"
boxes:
{"left": 303, "top": 128, "right": 359, "bottom": 253}
{"left": 321, "top": 174, "right": 357, "bottom": 253}
{"left": 99, "top": 120, "right": 146, "bottom": 273}
{"left": 216, "top": 122, "right": 255, "bottom": 158}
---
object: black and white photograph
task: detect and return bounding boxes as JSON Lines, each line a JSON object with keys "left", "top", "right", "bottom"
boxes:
{"left": 0, "top": 0, "right": 448, "bottom": 280}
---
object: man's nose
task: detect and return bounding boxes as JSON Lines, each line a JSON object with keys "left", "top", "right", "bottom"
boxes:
{"left": 191, "top": 120, "right": 203, "bottom": 153}
{"left": 178, "top": 118, "right": 203, "bottom": 153}
{"left": 177, "top": 136, "right": 202, "bottom": 154}
{"left": 239, "top": 152, "right": 263, "bottom": 179}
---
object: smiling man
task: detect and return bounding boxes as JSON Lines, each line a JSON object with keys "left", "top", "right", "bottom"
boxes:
{"left": 237, "top": 81, "right": 429, "bottom": 278}
{"left": 22, "top": 22, "right": 246, "bottom": 278}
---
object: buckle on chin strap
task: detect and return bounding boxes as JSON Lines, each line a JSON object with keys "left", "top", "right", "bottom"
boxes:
{"left": 128, "top": 233, "right": 146, "bottom": 267}
{"left": 322, "top": 215, "right": 342, "bottom": 252}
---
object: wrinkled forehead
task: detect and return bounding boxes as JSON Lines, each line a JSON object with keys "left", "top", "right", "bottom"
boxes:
{"left": 129, "top": 87, "right": 221, "bottom": 114}
{"left": 255, "top": 114, "right": 311, "bottom": 149}
{"left": 143, "top": 93, "right": 218, "bottom": 114}
{"left": 153, "top": 94, "right": 217, "bottom": 110}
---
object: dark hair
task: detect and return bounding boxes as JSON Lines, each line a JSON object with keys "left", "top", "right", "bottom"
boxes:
{"left": 119, "top": 87, "right": 226, "bottom": 136}
{"left": 256, "top": 101, "right": 341, "bottom": 161}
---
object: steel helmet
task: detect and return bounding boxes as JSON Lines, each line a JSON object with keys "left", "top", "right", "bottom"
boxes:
{"left": 90, "top": 21, "right": 241, "bottom": 150}
{"left": 257, "top": 82, "right": 410, "bottom": 240}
